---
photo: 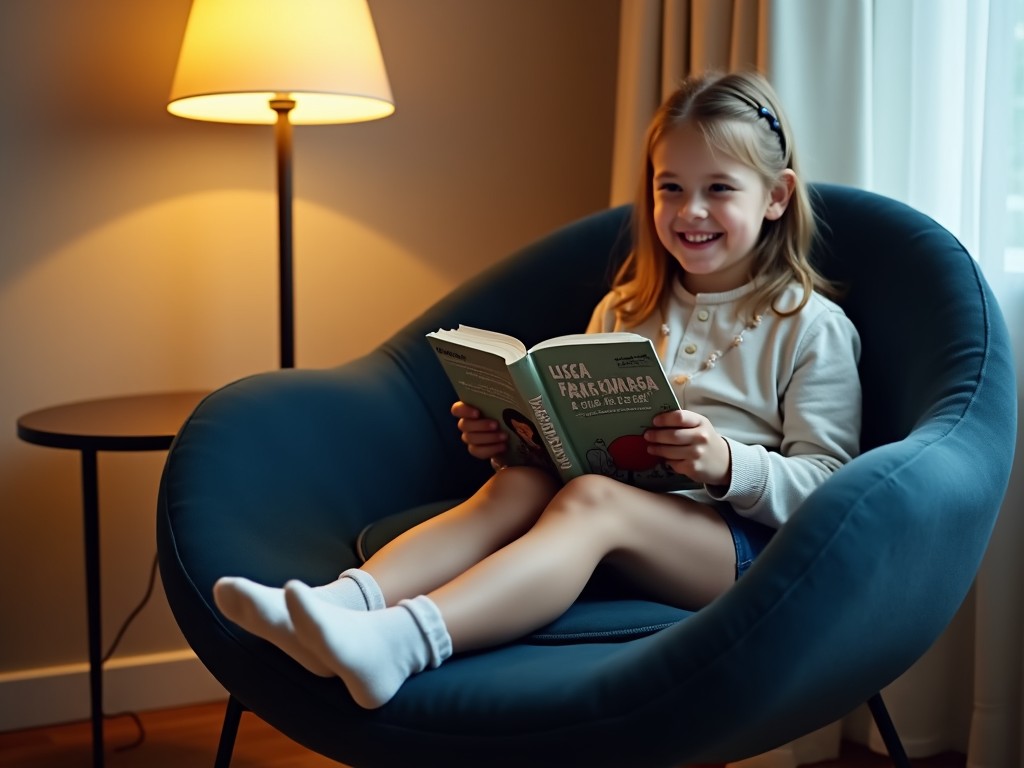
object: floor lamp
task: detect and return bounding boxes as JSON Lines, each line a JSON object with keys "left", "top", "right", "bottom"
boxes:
{"left": 167, "top": 0, "right": 394, "bottom": 368}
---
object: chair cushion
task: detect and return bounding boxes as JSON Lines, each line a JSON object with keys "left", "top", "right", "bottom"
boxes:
{"left": 356, "top": 500, "right": 693, "bottom": 643}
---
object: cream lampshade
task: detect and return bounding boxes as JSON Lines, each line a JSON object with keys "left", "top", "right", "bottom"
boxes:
{"left": 168, "top": 0, "right": 394, "bottom": 367}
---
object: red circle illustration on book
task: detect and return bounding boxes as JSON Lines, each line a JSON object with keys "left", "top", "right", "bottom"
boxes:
{"left": 607, "top": 434, "right": 659, "bottom": 471}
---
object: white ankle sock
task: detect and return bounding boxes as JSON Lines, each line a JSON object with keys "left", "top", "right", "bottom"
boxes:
{"left": 338, "top": 567, "right": 386, "bottom": 610}
{"left": 285, "top": 581, "right": 452, "bottom": 709}
{"left": 212, "top": 569, "right": 385, "bottom": 677}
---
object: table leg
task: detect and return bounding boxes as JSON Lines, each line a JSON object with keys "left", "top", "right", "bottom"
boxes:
{"left": 80, "top": 448, "right": 105, "bottom": 768}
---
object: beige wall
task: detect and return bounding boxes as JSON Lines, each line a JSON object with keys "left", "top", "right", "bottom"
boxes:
{"left": 0, "top": 0, "right": 619, "bottom": 724}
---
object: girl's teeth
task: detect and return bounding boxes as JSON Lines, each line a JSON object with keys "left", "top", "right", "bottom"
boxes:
{"left": 683, "top": 233, "right": 718, "bottom": 243}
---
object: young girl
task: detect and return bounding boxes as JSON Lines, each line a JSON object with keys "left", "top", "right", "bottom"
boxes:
{"left": 213, "top": 71, "right": 862, "bottom": 710}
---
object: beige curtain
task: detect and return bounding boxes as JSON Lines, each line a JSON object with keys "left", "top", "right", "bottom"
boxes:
{"left": 609, "top": 0, "right": 771, "bottom": 206}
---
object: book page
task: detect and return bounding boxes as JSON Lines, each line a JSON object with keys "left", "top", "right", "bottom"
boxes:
{"left": 427, "top": 326, "right": 527, "bottom": 364}
{"left": 529, "top": 332, "right": 648, "bottom": 352}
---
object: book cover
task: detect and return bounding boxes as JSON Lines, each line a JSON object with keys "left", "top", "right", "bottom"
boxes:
{"left": 426, "top": 326, "right": 699, "bottom": 492}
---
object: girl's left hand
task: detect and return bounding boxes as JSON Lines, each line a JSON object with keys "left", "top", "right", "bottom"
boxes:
{"left": 644, "top": 409, "right": 731, "bottom": 487}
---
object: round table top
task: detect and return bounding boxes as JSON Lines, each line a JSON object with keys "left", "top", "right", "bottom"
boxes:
{"left": 17, "top": 390, "right": 209, "bottom": 452}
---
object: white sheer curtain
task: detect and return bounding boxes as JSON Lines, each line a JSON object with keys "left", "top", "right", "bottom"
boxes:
{"left": 770, "top": 1, "right": 1023, "bottom": 766}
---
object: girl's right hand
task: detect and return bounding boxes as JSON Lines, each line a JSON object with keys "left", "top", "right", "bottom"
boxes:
{"left": 451, "top": 401, "right": 508, "bottom": 461}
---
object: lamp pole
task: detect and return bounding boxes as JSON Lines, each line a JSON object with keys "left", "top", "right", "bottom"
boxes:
{"left": 271, "top": 97, "right": 296, "bottom": 368}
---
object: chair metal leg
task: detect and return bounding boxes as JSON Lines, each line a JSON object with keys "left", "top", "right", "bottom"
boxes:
{"left": 867, "top": 692, "right": 910, "bottom": 768}
{"left": 214, "top": 695, "right": 246, "bottom": 768}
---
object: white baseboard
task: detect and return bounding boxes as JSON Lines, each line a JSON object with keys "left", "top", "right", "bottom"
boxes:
{"left": 0, "top": 649, "right": 228, "bottom": 732}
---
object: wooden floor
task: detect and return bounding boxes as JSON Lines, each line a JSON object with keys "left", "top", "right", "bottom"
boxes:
{"left": 0, "top": 702, "right": 336, "bottom": 768}
{"left": 0, "top": 700, "right": 966, "bottom": 768}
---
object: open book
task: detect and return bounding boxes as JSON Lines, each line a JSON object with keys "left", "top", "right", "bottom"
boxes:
{"left": 426, "top": 325, "right": 699, "bottom": 492}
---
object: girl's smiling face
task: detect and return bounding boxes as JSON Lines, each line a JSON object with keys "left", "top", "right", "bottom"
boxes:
{"left": 651, "top": 121, "right": 794, "bottom": 294}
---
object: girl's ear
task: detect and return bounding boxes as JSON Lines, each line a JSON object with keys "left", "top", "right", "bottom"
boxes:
{"left": 764, "top": 169, "right": 796, "bottom": 221}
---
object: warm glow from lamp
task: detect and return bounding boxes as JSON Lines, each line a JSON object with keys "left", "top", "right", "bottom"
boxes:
{"left": 168, "top": 0, "right": 395, "bottom": 125}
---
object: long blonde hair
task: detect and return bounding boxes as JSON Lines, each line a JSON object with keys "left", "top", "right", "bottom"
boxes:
{"left": 612, "top": 71, "right": 833, "bottom": 325}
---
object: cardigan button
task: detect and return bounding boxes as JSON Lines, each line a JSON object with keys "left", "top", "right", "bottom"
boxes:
{"left": 697, "top": 309, "right": 710, "bottom": 321}
{"left": 684, "top": 344, "right": 698, "bottom": 355}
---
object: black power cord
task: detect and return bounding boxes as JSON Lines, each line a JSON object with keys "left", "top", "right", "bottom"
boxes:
{"left": 99, "top": 551, "right": 160, "bottom": 752}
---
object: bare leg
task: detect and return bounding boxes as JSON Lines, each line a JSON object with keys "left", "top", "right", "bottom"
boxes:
{"left": 285, "top": 473, "right": 736, "bottom": 708}
{"left": 430, "top": 474, "right": 736, "bottom": 652}
{"left": 362, "top": 466, "right": 560, "bottom": 604}
{"left": 214, "top": 466, "right": 555, "bottom": 680}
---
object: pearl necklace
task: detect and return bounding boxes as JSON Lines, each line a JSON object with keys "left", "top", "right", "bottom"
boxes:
{"left": 661, "top": 313, "right": 764, "bottom": 386}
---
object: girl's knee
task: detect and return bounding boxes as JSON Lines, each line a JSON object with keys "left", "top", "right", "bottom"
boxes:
{"left": 546, "top": 474, "right": 627, "bottom": 524}
{"left": 561, "top": 473, "right": 624, "bottom": 503}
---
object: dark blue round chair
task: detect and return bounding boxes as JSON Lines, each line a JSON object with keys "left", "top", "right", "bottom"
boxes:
{"left": 157, "top": 184, "right": 1017, "bottom": 767}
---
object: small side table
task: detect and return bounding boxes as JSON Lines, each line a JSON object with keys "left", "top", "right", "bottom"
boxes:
{"left": 17, "top": 391, "right": 208, "bottom": 768}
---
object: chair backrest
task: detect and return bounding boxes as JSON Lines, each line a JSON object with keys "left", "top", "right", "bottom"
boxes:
{"left": 809, "top": 185, "right": 1011, "bottom": 452}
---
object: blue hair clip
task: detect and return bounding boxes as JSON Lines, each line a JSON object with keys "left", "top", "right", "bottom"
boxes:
{"left": 755, "top": 105, "right": 786, "bottom": 155}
